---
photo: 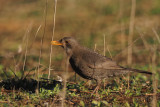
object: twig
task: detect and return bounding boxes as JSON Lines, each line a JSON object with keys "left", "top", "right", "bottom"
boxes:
{"left": 2, "top": 68, "right": 9, "bottom": 79}
{"left": 145, "top": 93, "right": 158, "bottom": 96}
{"left": 0, "top": 101, "right": 8, "bottom": 103}
{"left": 24, "top": 66, "right": 40, "bottom": 79}
{"left": 8, "top": 67, "right": 19, "bottom": 79}
{"left": 62, "top": 56, "right": 69, "bottom": 107}
{"left": 37, "top": 0, "right": 48, "bottom": 94}
{"left": 152, "top": 28, "right": 160, "bottom": 44}
{"left": 128, "top": 0, "right": 137, "bottom": 89}
{"left": 127, "top": 0, "right": 136, "bottom": 65}
{"left": 103, "top": 34, "right": 106, "bottom": 56}
{"left": 12, "top": 56, "right": 17, "bottom": 74}
{"left": 94, "top": 44, "right": 97, "bottom": 51}
{"left": 138, "top": 33, "right": 151, "bottom": 51}
{"left": 29, "top": 25, "right": 42, "bottom": 52}
{"left": 104, "top": 35, "right": 113, "bottom": 59}
{"left": 151, "top": 45, "right": 157, "bottom": 107}
{"left": 23, "top": 25, "right": 42, "bottom": 79}
{"left": 22, "top": 22, "right": 32, "bottom": 79}
{"left": 16, "top": 22, "right": 32, "bottom": 72}
{"left": 119, "top": 0, "right": 125, "bottom": 49}
{"left": 115, "top": 35, "right": 141, "bottom": 60}
{"left": 17, "top": 24, "right": 30, "bottom": 65}
{"left": 48, "top": 0, "right": 58, "bottom": 79}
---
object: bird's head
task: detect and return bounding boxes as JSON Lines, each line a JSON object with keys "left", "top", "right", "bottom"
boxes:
{"left": 51, "top": 37, "right": 79, "bottom": 56}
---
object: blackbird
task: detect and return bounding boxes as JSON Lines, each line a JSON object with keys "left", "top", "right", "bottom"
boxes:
{"left": 51, "top": 37, "right": 152, "bottom": 94}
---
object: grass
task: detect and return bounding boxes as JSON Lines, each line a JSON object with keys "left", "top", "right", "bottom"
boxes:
{"left": 0, "top": 73, "right": 159, "bottom": 106}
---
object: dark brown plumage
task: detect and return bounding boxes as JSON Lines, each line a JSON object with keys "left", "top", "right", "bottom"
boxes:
{"left": 51, "top": 37, "right": 152, "bottom": 94}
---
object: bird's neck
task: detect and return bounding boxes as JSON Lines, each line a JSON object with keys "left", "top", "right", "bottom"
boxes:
{"left": 70, "top": 45, "right": 83, "bottom": 59}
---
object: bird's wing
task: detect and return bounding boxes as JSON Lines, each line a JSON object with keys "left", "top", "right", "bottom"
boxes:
{"left": 80, "top": 48, "right": 152, "bottom": 75}
{"left": 87, "top": 59, "right": 124, "bottom": 70}
{"left": 81, "top": 49, "right": 124, "bottom": 70}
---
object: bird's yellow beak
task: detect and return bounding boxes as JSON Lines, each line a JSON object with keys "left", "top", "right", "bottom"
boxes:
{"left": 51, "top": 41, "right": 63, "bottom": 46}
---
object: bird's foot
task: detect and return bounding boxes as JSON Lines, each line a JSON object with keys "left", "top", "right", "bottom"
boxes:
{"left": 91, "top": 86, "right": 99, "bottom": 97}
{"left": 83, "top": 80, "right": 91, "bottom": 87}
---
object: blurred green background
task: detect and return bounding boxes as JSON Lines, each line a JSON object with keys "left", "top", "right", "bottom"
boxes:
{"left": 0, "top": 0, "right": 160, "bottom": 79}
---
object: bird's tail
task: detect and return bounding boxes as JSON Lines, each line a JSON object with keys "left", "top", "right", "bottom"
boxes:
{"left": 126, "top": 68, "right": 152, "bottom": 75}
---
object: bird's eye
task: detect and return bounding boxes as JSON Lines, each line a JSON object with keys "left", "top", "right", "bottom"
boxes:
{"left": 65, "top": 40, "right": 72, "bottom": 48}
{"left": 59, "top": 39, "right": 62, "bottom": 42}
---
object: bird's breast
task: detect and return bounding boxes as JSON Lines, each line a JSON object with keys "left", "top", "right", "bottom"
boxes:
{"left": 69, "top": 57, "right": 93, "bottom": 79}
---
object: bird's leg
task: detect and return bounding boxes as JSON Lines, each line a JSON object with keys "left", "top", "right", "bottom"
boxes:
{"left": 91, "top": 85, "right": 99, "bottom": 96}
{"left": 74, "top": 72, "right": 77, "bottom": 82}
{"left": 103, "top": 79, "right": 107, "bottom": 90}
{"left": 83, "top": 80, "right": 91, "bottom": 86}
{"left": 91, "top": 80, "right": 101, "bottom": 96}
